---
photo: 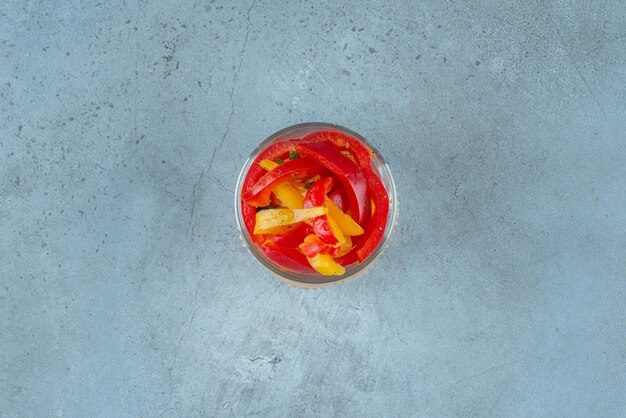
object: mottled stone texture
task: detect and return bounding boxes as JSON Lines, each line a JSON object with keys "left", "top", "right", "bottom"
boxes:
{"left": 1, "top": 0, "right": 625, "bottom": 417}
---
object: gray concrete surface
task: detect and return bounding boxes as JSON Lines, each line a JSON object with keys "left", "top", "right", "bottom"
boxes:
{"left": 1, "top": 0, "right": 625, "bottom": 416}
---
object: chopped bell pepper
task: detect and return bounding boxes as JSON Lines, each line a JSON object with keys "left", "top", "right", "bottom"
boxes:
{"left": 272, "top": 181, "right": 303, "bottom": 209}
{"left": 299, "top": 234, "right": 333, "bottom": 258}
{"left": 329, "top": 187, "right": 348, "bottom": 211}
{"left": 298, "top": 233, "right": 351, "bottom": 258}
{"left": 335, "top": 162, "right": 389, "bottom": 264}
{"left": 239, "top": 129, "right": 390, "bottom": 277}
{"left": 306, "top": 253, "right": 345, "bottom": 276}
{"left": 258, "top": 159, "right": 279, "bottom": 171}
{"left": 354, "top": 172, "right": 389, "bottom": 262}
{"left": 309, "top": 216, "right": 344, "bottom": 247}
{"left": 300, "top": 130, "right": 373, "bottom": 168}
{"left": 254, "top": 207, "right": 327, "bottom": 234}
{"left": 303, "top": 177, "right": 333, "bottom": 207}
{"left": 246, "top": 188, "right": 272, "bottom": 207}
{"left": 326, "top": 198, "right": 364, "bottom": 236}
{"left": 262, "top": 243, "right": 313, "bottom": 273}
{"left": 272, "top": 222, "right": 312, "bottom": 248}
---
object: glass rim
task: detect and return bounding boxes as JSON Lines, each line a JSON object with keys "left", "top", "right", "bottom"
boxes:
{"left": 234, "top": 122, "right": 398, "bottom": 287}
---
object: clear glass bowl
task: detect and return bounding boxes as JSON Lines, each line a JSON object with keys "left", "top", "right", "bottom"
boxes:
{"left": 234, "top": 122, "right": 397, "bottom": 287}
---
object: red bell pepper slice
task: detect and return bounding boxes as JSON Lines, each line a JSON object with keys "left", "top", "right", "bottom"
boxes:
{"left": 241, "top": 204, "right": 257, "bottom": 239}
{"left": 247, "top": 188, "right": 272, "bottom": 207}
{"left": 296, "top": 142, "right": 369, "bottom": 226}
{"left": 300, "top": 130, "right": 373, "bottom": 169}
{"left": 328, "top": 187, "right": 348, "bottom": 212}
{"left": 242, "top": 157, "right": 325, "bottom": 205}
{"left": 335, "top": 165, "right": 389, "bottom": 264}
{"left": 261, "top": 243, "right": 313, "bottom": 274}
{"left": 309, "top": 217, "right": 338, "bottom": 246}
{"left": 303, "top": 177, "right": 332, "bottom": 206}
{"left": 355, "top": 169, "right": 389, "bottom": 261}
{"left": 336, "top": 175, "right": 389, "bottom": 266}
{"left": 272, "top": 222, "right": 312, "bottom": 248}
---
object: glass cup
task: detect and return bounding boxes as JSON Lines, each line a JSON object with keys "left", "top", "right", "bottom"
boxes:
{"left": 234, "top": 122, "right": 397, "bottom": 288}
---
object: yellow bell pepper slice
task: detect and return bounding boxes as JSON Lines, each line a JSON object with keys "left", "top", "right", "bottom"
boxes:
{"left": 306, "top": 253, "right": 345, "bottom": 276}
{"left": 326, "top": 214, "right": 346, "bottom": 247}
{"left": 272, "top": 181, "right": 303, "bottom": 209}
{"left": 254, "top": 207, "right": 327, "bottom": 234}
{"left": 258, "top": 160, "right": 303, "bottom": 209}
{"left": 325, "top": 198, "right": 365, "bottom": 236}
{"left": 258, "top": 159, "right": 279, "bottom": 171}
